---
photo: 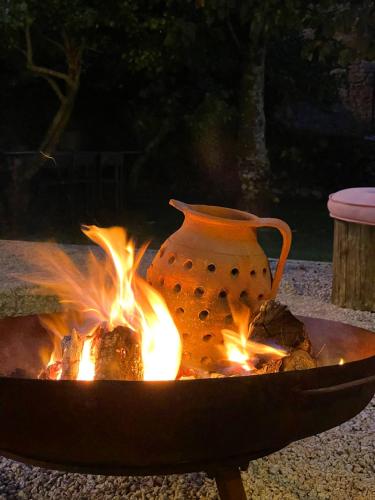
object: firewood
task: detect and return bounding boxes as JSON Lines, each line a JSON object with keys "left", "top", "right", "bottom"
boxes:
{"left": 249, "top": 300, "right": 312, "bottom": 353}
{"left": 254, "top": 358, "right": 283, "bottom": 375}
{"left": 61, "top": 329, "right": 84, "bottom": 380}
{"left": 281, "top": 349, "right": 317, "bottom": 371}
{"left": 94, "top": 325, "right": 143, "bottom": 381}
{"left": 39, "top": 361, "right": 62, "bottom": 380}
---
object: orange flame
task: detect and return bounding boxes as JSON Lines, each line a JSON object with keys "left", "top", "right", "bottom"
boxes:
{"left": 45, "top": 350, "right": 62, "bottom": 380}
{"left": 77, "top": 336, "right": 95, "bottom": 381}
{"left": 25, "top": 225, "right": 182, "bottom": 381}
{"left": 222, "top": 305, "right": 287, "bottom": 371}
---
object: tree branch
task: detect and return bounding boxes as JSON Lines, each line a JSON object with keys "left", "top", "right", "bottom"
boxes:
{"left": 42, "top": 76, "right": 66, "bottom": 102}
{"left": 24, "top": 23, "right": 73, "bottom": 85}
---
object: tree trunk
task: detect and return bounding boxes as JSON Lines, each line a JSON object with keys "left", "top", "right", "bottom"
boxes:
{"left": 25, "top": 87, "right": 77, "bottom": 181}
{"left": 40, "top": 91, "right": 76, "bottom": 159}
{"left": 21, "top": 25, "right": 82, "bottom": 181}
{"left": 8, "top": 87, "right": 77, "bottom": 232}
{"left": 237, "top": 45, "right": 270, "bottom": 213}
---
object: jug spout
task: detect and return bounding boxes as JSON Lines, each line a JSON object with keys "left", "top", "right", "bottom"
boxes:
{"left": 169, "top": 199, "right": 191, "bottom": 214}
{"left": 169, "top": 199, "right": 258, "bottom": 227}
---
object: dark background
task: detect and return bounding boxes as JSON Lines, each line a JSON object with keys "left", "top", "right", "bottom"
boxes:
{"left": 1, "top": 3, "right": 374, "bottom": 261}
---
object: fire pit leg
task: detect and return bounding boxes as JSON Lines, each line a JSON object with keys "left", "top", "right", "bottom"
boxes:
{"left": 214, "top": 468, "right": 247, "bottom": 500}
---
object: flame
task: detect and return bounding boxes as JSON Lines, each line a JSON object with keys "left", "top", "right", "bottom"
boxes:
{"left": 339, "top": 358, "right": 345, "bottom": 365}
{"left": 222, "top": 305, "right": 287, "bottom": 371}
{"left": 45, "top": 350, "right": 62, "bottom": 380}
{"left": 24, "top": 225, "right": 182, "bottom": 381}
{"left": 77, "top": 336, "right": 95, "bottom": 381}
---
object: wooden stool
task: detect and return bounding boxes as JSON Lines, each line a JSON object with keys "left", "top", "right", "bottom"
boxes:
{"left": 328, "top": 187, "right": 375, "bottom": 312}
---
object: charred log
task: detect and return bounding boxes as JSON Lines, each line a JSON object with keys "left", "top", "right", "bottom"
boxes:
{"left": 249, "top": 300, "right": 312, "bottom": 353}
{"left": 94, "top": 326, "right": 143, "bottom": 381}
{"left": 39, "top": 361, "right": 62, "bottom": 380}
{"left": 61, "top": 329, "right": 84, "bottom": 380}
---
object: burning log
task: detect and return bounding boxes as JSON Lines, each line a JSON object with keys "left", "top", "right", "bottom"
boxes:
{"left": 94, "top": 326, "right": 143, "bottom": 381}
{"left": 39, "top": 361, "right": 62, "bottom": 380}
{"left": 61, "top": 329, "right": 84, "bottom": 380}
{"left": 247, "top": 300, "right": 317, "bottom": 375}
{"left": 249, "top": 300, "right": 312, "bottom": 353}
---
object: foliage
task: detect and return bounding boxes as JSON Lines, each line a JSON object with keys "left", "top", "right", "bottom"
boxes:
{"left": 0, "top": 1, "right": 374, "bottom": 204}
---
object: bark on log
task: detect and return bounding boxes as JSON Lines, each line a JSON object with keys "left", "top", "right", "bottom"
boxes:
{"left": 94, "top": 326, "right": 143, "bottom": 381}
{"left": 247, "top": 300, "right": 316, "bottom": 374}
{"left": 249, "top": 300, "right": 312, "bottom": 353}
{"left": 332, "top": 219, "right": 375, "bottom": 311}
{"left": 61, "top": 329, "right": 84, "bottom": 380}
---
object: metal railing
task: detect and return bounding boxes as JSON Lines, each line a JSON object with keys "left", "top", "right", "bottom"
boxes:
{"left": 3, "top": 150, "right": 141, "bottom": 212}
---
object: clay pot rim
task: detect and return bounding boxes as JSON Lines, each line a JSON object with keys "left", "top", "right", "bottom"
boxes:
{"left": 170, "top": 199, "right": 257, "bottom": 227}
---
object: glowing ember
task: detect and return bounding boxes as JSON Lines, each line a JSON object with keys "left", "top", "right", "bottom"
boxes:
{"left": 25, "top": 225, "right": 182, "bottom": 381}
{"left": 222, "top": 305, "right": 287, "bottom": 370}
{"left": 45, "top": 351, "right": 62, "bottom": 380}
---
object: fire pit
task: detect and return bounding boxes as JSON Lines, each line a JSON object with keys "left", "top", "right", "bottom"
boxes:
{"left": 0, "top": 314, "right": 374, "bottom": 499}
{"left": 0, "top": 208, "right": 374, "bottom": 499}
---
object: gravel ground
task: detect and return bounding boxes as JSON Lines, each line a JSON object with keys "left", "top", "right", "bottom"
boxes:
{"left": 0, "top": 247, "right": 374, "bottom": 499}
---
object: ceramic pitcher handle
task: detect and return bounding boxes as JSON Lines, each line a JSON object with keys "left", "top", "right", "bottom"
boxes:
{"left": 252, "top": 217, "right": 292, "bottom": 298}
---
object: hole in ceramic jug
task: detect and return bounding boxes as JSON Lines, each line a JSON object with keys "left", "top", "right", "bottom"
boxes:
{"left": 168, "top": 255, "right": 176, "bottom": 265}
{"left": 240, "top": 290, "right": 248, "bottom": 301}
{"left": 201, "top": 356, "right": 212, "bottom": 366}
{"left": 207, "top": 263, "right": 216, "bottom": 272}
{"left": 194, "top": 287, "right": 204, "bottom": 297}
{"left": 258, "top": 294, "right": 264, "bottom": 301}
{"left": 182, "top": 332, "right": 190, "bottom": 339}
{"left": 263, "top": 267, "right": 267, "bottom": 275}
{"left": 173, "top": 283, "right": 182, "bottom": 293}
{"left": 218, "top": 289, "right": 227, "bottom": 299}
{"left": 159, "top": 277, "right": 164, "bottom": 286}
{"left": 231, "top": 268, "right": 239, "bottom": 277}
{"left": 159, "top": 247, "right": 165, "bottom": 258}
{"left": 202, "top": 333, "right": 213, "bottom": 342}
{"left": 176, "top": 307, "right": 185, "bottom": 314}
{"left": 184, "top": 260, "right": 193, "bottom": 270}
{"left": 250, "top": 270, "right": 256, "bottom": 277}
{"left": 199, "top": 310, "right": 209, "bottom": 321}
{"left": 225, "top": 314, "right": 233, "bottom": 324}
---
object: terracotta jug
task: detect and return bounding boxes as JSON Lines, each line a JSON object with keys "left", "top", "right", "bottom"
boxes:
{"left": 147, "top": 200, "right": 292, "bottom": 369}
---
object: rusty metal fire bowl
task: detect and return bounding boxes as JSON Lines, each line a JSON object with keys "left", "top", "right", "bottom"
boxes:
{"left": 0, "top": 315, "right": 374, "bottom": 499}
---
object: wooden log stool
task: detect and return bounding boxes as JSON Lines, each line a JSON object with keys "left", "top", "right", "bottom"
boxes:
{"left": 328, "top": 187, "right": 375, "bottom": 311}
